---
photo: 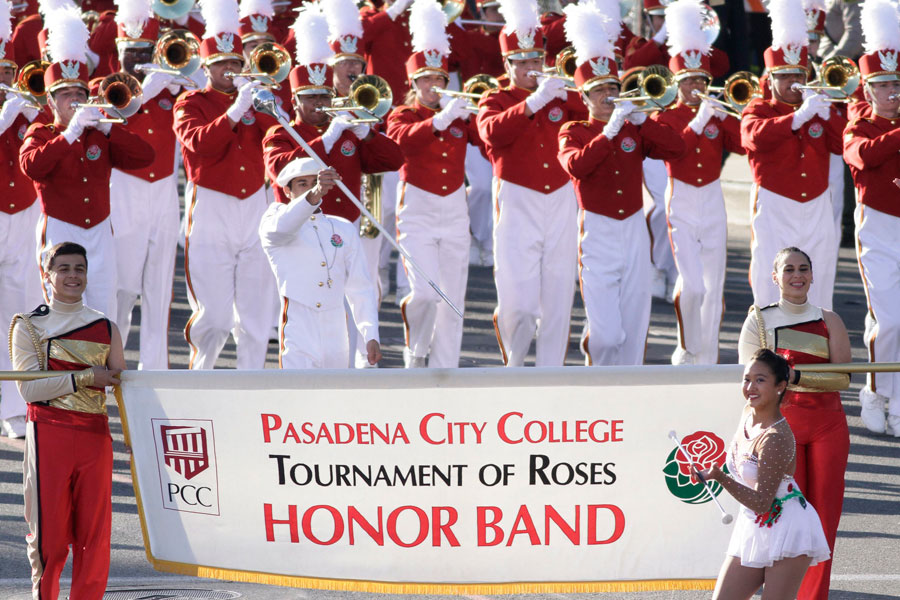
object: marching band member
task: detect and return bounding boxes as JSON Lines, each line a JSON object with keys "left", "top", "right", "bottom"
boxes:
{"left": 740, "top": 0, "right": 845, "bottom": 310}
{"left": 477, "top": 0, "right": 586, "bottom": 367}
{"left": 108, "top": 0, "right": 181, "bottom": 370}
{"left": 9, "top": 0, "right": 57, "bottom": 67}
{"left": 652, "top": 0, "right": 745, "bottom": 365}
{"left": 558, "top": 2, "right": 683, "bottom": 366}
{"left": 10, "top": 241, "right": 126, "bottom": 600}
{"left": 173, "top": 0, "right": 279, "bottom": 369}
{"left": 0, "top": 0, "right": 44, "bottom": 438}
{"left": 239, "top": 0, "right": 294, "bottom": 120}
{"left": 323, "top": 0, "right": 367, "bottom": 98}
{"left": 738, "top": 247, "right": 851, "bottom": 600}
{"left": 386, "top": 0, "right": 476, "bottom": 368}
{"left": 461, "top": 0, "right": 504, "bottom": 80}
{"left": 260, "top": 158, "right": 382, "bottom": 369}
{"left": 843, "top": 0, "right": 900, "bottom": 438}
{"left": 20, "top": 5, "right": 154, "bottom": 318}
{"left": 261, "top": 3, "right": 403, "bottom": 367}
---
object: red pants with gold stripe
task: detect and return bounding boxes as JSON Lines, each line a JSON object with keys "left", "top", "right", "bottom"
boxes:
{"left": 782, "top": 392, "right": 849, "bottom": 600}
{"left": 24, "top": 404, "right": 112, "bottom": 600}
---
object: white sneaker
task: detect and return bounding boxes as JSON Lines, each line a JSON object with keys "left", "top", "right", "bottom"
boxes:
{"left": 859, "top": 388, "right": 888, "bottom": 434}
{"left": 403, "top": 347, "right": 427, "bottom": 368}
{"left": 2, "top": 415, "right": 26, "bottom": 439}
{"left": 671, "top": 348, "right": 697, "bottom": 365}
{"left": 650, "top": 268, "right": 667, "bottom": 299}
{"left": 887, "top": 415, "right": 900, "bottom": 438}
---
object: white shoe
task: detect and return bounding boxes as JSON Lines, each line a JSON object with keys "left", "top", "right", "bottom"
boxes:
{"left": 2, "top": 415, "right": 26, "bottom": 439}
{"left": 887, "top": 415, "right": 900, "bottom": 438}
{"left": 395, "top": 286, "right": 411, "bottom": 306}
{"left": 671, "top": 348, "right": 697, "bottom": 365}
{"left": 403, "top": 347, "right": 428, "bottom": 368}
{"left": 859, "top": 388, "right": 887, "bottom": 434}
{"left": 650, "top": 268, "right": 667, "bottom": 299}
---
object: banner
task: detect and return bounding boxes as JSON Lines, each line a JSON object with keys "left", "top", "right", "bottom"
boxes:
{"left": 118, "top": 366, "right": 746, "bottom": 594}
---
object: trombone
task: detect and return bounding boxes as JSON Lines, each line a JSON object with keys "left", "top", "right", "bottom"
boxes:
{"left": 693, "top": 71, "right": 761, "bottom": 119}
{"left": 72, "top": 72, "right": 143, "bottom": 124}
{"left": 140, "top": 28, "right": 202, "bottom": 89}
{"left": 793, "top": 56, "right": 859, "bottom": 102}
{"left": 432, "top": 73, "right": 500, "bottom": 111}
{"left": 247, "top": 42, "right": 292, "bottom": 84}
{"left": 0, "top": 84, "right": 42, "bottom": 111}
{"left": 527, "top": 47, "right": 580, "bottom": 92}
{"left": 2, "top": 60, "right": 50, "bottom": 108}
{"left": 611, "top": 65, "right": 677, "bottom": 111}
{"left": 318, "top": 74, "right": 392, "bottom": 124}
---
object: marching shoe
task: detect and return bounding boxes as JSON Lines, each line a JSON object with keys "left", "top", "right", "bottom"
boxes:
{"left": 859, "top": 388, "right": 888, "bottom": 434}
{"left": 671, "top": 348, "right": 697, "bottom": 365}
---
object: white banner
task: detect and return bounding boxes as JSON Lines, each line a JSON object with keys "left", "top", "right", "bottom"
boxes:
{"left": 118, "top": 366, "right": 746, "bottom": 594}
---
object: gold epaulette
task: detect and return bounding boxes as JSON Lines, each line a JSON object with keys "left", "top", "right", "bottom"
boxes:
{"left": 559, "top": 120, "right": 589, "bottom": 132}
{"left": 263, "top": 123, "right": 282, "bottom": 139}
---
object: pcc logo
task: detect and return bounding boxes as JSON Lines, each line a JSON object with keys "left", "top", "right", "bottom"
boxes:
{"left": 152, "top": 419, "right": 220, "bottom": 515}
{"left": 662, "top": 430, "right": 728, "bottom": 504}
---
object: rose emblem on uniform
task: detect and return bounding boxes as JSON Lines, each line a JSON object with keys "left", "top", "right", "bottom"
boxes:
{"left": 449, "top": 125, "right": 464, "bottom": 138}
{"left": 18, "top": 124, "right": 27, "bottom": 140}
{"left": 158, "top": 98, "right": 173, "bottom": 110}
{"left": 85, "top": 144, "right": 102, "bottom": 161}
{"left": 807, "top": 122, "right": 824, "bottom": 138}
{"left": 340, "top": 140, "right": 356, "bottom": 156}
{"left": 547, "top": 106, "right": 564, "bottom": 122}
{"left": 330, "top": 233, "right": 343, "bottom": 247}
{"left": 241, "top": 112, "right": 256, "bottom": 125}
{"left": 703, "top": 123, "right": 719, "bottom": 139}
{"left": 620, "top": 136, "right": 637, "bottom": 153}
{"left": 663, "top": 430, "right": 729, "bottom": 504}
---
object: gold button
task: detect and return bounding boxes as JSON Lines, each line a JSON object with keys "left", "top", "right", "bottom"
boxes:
{"left": 441, "top": 152, "right": 447, "bottom": 157}
{"left": 616, "top": 190, "right": 622, "bottom": 195}
{"left": 403, "top": 41, "right": 409, "bottom": 47}
{"left": 84, "top": 198, "right": 89, "bottom": 203}
{"left": 441, "top": 168, "right": 447, "bottom": 173}
{"left": 438, "top": 137, "right": 444, "bottom": 142}
{"left": 147, "top": 129, "right": 153, "bottom": 134}
{"left": 543, "top": 163, "right": 549, "bottom": 168}
{"left": 618, "top": 209, "right": 625, "bottom": 214}
{"left": 80, "top": 157, "right": 84, "bottom": 162}
{"left": 697, "top": 163, "right": 702, "bottom": 168}
{"left": 240, "top": 166, "right": 245, "bottom": 171}
{"left": 149, "top": 172, "right": 155, "bottom": 178}
{"left": 544, "top": 185, "right": 550, "bottom": 190}
{"left": 801, "top": 173, "right": 807, "bottom": 178}
{"left": 316, "top": 302, "right": 321, "bottom": 308}
{"left": 143, "top": 109, "right": 149, "bottom": 114}
{"left": 8, "top": 182, "right": 13, "bottom": 187}
{"left": 697, "top": 178, "right": 702, "bottom": 183}
{"left": 82, "top": 177, "right": 88, "bottom": 182}
{"left": 800, "top": 153, "right": 805, "bottom": 158}
{"left": 442, "top": 185, "right": 447, "bottom": 190}
{"left": 85, "top": 218, "right": 91, "bottom": 224}
{"left": 695, "top": 148, "right": 701, "bottom": 154}
{"left": 614, "top": 170, "right": 619, "bottom": 175}
{"left": 241, "top": 188, "right": 246, "bottom": 194}
{"left": 321, "top": 261, "right": 326, "bottom": 267}
{"left": 310, "top": 215, "right": 316, "bottom": 221}
{"left": 801, "top": 193, "right": 807, "bottom": 198}
{"left": 318, "top": 282, "right": 324, "bottom": 287}
{"left": 336, "top": 198, "right": 341, "bottom": 202}
{"left": 9, "top": 203, "right": 14, "bottom": 207}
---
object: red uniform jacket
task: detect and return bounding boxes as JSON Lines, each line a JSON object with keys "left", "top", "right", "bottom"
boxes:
{"left": 262, "top": 119, "right": 404, "bottom": 221}
{"left": 477, "top": 85, "right": 588, "bottom": 193}
{"left": 652, "top": 102, "right": 745, "bottom": 186}
{"left": 363, "top": 10, "right": 414, "bottom": 102}
{"left": 386, "top": 102, "right": 479, "bottom": 195}
{"left": 118, "top": 90, "right": 178, "bottom": 183}
{"left": 2, "top": 114, "right": 40, "bottom": 215}
{"left": 740, "top": 98, "right": 846, "bottom": 202}
{"left": 843, "top": 114, "right": 900, "bottom": 218}
{"left": 462, "top": 28, "right": 504, "bottom": 80}
{"left": 624, "top": 39, "right": 730, "bottom": 78}
{"left": 558, "top": 117, "right": 684, "bottom": 219}
{"left": 11, "top": 13, "right": 41, "bottom": 67}
{"left": 174, "top": 87, "right": 277, "bottom": 199}
{"left": 20, "top": 123, "right": 154, "bottom": 228}
{"left": 88, "top": 10, "right": 118, "bottom": 79}
{"left": 541, "top": 14, "right": 567, "bottom": 65}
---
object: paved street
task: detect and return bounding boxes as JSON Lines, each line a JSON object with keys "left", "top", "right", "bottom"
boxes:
{"left": 1, "top": 154, "right": 898, "bottom": 599}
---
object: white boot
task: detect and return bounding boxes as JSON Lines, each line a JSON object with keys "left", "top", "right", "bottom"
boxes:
{"left": 671, "top": 348, "right": 697, "bottom": 366}
{"left": 859, "top": 387, "right": 888, "bottom": 434}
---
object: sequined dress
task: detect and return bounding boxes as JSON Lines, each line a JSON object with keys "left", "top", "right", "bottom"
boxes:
{"left": 725, "top": 416, "right": 831, "bottom": 568}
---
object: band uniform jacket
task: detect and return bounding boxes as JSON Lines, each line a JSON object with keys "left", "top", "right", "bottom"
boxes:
{"left": 843, "top": 114, "right": 900, "bottom": 217}
{"left": 2, "top": 113, "right": 39, "bottom": 215}
{"left": 558, "top": 117, "right": 685, "bottom": 219}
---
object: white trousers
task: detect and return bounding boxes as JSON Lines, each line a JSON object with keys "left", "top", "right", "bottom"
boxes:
{"left": 643, "top": 157, "right": 678, "bottom": 282}
{"left": 396, "top": 182, "right": 470, "bottom": 367}
{"left": 279, "top": 298, "right": 349, "bottom": 369}
{"left": 579, "top": 210, "right": 651, "bottom": 366}
{"left": 829, "top": 152, "right": 845, "bottom": 252}
{"left": 493, "top": 179, "right": 578, "bottom": 366}
{"left": 667, "top": 178, "right": 727, "bottom": 364}
{"left": 110, "top": 170, "right": 179, "bottom": 370}
{"left": 1, "top": 203, "right": 43, "bottom": 421}
{"left": 37, "top": 214, "right": 117, "bottom": 317}
{"left": 183, "top": 183, "right": 277, "bottom": 369}
{"left": 465, "top": 146, "right": 493, "bottom": 253}
{"left": 856, "top": 204, "right": 900, "bottom": 415}
{"left": 749, "top": 186, "right": 837, "bottom": 310}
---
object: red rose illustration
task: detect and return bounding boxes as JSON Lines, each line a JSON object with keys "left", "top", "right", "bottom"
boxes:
{"left": 675, "top": 431, "right": 726, "bottom": 477}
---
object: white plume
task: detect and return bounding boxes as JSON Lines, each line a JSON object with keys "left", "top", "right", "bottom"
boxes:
{"left": 409, "top": 0, "right": 450, "bottom": 55}
{"left": 115, "top": 0, "right": 153, "bottom": 31}
{"left": 239, "top": 0, "right": 274, "bottom": 18}
{"left": 292, "top": 2, "right": 332, "bottom": 64}
{"left": 0, "top": 0, "right": 12, "bottom": 42}
{"left": 38, "top": 0, "right": 75, "bottom": 17}
{"left": 768, "top": 0, "right": 808, "bottom": 50}
{"left": 861, "top": 0, "right": 900, "bottom": 54}
{"left": 199, "top": 0, "right": 242, "bottom": 37}
{"left": 563, "top": 2, "right": 614, "bottom": 64}
{"left": 45, "top": 4, "right": 89, "bottom": 63}
{"left": 666, "top": 0, "right": 709, "bottom": 56}
{"left": 323, "top": 0, "right": 363, "bottom": 42}
{"left": 498, "top": 0, "right": 540, "bottom": 38}
{"left": 801, "top": 0, "right": 824, "bottom": 11}
{"left": 582, "top": 0, "right": 622, "bottom": 23}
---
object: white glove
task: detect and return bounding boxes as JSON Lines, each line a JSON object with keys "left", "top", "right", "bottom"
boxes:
{"left": 815, "top": 99, "right": 831, "bottom": 121}
{"left": 0, "top": 94, "right": 29, "bottom": 134}
{"left": 628, "top": 109, "right": 647, "bottom": 125}
{"left": 139, "top": 68, "right": 176, "bottom": 102}
{"left": 602, "top": 103, "right": 632, "bottom": 139}
{"left": 62, "top": 106, "right": 102, "bottom": 144}
{"left": 652, "top": 21, "right": 667, "bottom": 45}
{"left": 433, "top": 96, "right": 468, "bottom": 131}
{"left": 96, "top": 120, "right": 112, "bottom": 135}
{"left": 792, "top": 93, "right": 828, "bottom": 130}
{"left": 321, "top": 115, "right": 354, "bottom": 153}
{"left": 525, "top": 76, "right": 567, "bottom": 114}
{"left": 226, "top": 80, "right": 260, "bottom": 123}
{"left": 386, "top": 0, "right": 413, "bottom": 19}
{"left": 351, "top": 121, "right": 370, "bottom": 139}
{"left": 688, "top": 99, "right": 716, "bottom": 134}
{"left": 438, "top": 91, "right": 453, "bottom": 109}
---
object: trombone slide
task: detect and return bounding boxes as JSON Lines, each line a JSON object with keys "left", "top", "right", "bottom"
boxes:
{"left": 526, "top": 70, "right": 578, "bottom": 92}
{"left": 0, "top": 84, "right": 42, "bottom": 111}
{"left": 691, "top": 91, "right": 743, "bottom": 119}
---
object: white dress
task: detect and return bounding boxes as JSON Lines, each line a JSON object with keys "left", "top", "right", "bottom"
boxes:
{"left": 725, "top": 420, "right": 832, "bottom": 568}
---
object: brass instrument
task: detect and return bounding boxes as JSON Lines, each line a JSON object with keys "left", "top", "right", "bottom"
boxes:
{"left": 0, "top": 84, "right": 42, "bottom": 111}
{"left": 1, "top": 60, "right": 50, "bottom": 108}
{"left": 81, "top": 10, "right": 101, "bottom": 33}
{"left": 248, "top": 42, "right": 292, "bottom": 84}
{"left": 457, "top": 18, "right": 505, "bottom": 27}
{"left": 794, "top": 56, "right": 859, "bottom": 102}
{"left": 72, "top": 72, "right": 143, "bottom": 124}
{"left": 360, "top": 173, "right": 383, "bottom": 238}
{"left": 441, "top": 0, "right": 466, "bottom": 23}
{"left": 527, "top": 47, "right": 579, "bottom": 91}
{"left": 319, "top": 74, "right": 393, "bottom": 122}
{"left": 224, "top": 71, "right": 282, "bottom": 89}
{"left": 154, "top": 29, "right": 201, "bottom": 77}
{"left": 152, "top": 0, "right": 195, "bottom": 20}
{"left": 135, "top": 64, "right": 198, "bottom": 88}
{"left": 433, "top": 74, "right": 499, "bottom": 112}
{"left": 612, "top": 64, "right": 677, "bottom": 110}
{"left": 696, "top": 71, "right": 762, "bottom": 119}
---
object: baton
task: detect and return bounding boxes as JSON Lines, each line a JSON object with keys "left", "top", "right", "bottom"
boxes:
{"left": 668, "top": 430, "right": 734, "bottom": 525}
{"left": 252, "top": 89, "right": 463, "bottom": 319}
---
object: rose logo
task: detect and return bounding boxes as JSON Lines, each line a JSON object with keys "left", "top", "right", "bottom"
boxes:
{"left": 808, "top": 122, "right": 824, "bottom": 138}
{"left": 663, "top": 430, "right": 728, "bottom": 504}
{"left": 18, "top": 124, "right": 27, "bottom": 140}
{"left": 85, "top": 144, "right": 102, "bottom": 161}
{"left": 620, "top": 137, "right": 637, "bottom": 153}
{"left": 340, "top": 140, "right": 356, "bottom": 156}
{"left": 704, "top": 123, "right": 719, "bottom": 139}
{"left": 330, "top": 233, "right": 343, "bottom": 247}
{"left": 449, "top": 126, "right": 464, "bottom": 138}
{"left": 547, "top": 106, "right": 564, "bottom": 122}
{"left": 241, "top": 112, "right": 256, "bottom": 125}
{"left": 158, "top": 98, "right": 173, "bottom": 110}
